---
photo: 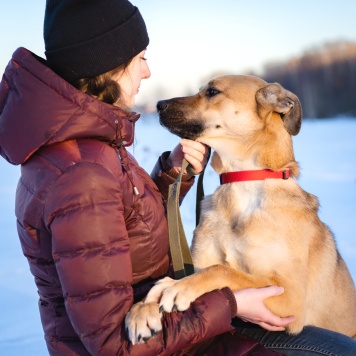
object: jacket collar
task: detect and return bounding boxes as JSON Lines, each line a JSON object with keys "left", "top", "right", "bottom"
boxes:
{"left": 0, "top": 47, "right": 139, "bottom": 165}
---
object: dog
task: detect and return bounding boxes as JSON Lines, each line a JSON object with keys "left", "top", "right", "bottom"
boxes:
{"left": 125, "top": 75, "right": 356, "bottom": 344}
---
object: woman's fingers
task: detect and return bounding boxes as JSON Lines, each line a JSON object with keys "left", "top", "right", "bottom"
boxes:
{"left": 257, "top": 308, "right": 296, "bottom": 327}
{"left": 258, "top": 322, "right": 286, "bottom": 331}
{"left": 180, "top": 139, "right": 209, "bottom": 174}
{"left": 167, "top": 139, "right": 209, "bottom": 176}
{"left": 234, "top": 286, "right": 296, "bottom": 331}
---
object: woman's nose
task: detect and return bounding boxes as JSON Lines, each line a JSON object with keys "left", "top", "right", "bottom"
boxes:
{"left": 142, "top": 61, "right": 151, "bottom": 79}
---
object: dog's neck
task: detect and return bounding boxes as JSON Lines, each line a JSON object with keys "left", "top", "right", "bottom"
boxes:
{"left": 210, "top": 148, "right": 263, "bottom": 173}
{"left": 209, "top": 139, "right": 299, "bottom": 178}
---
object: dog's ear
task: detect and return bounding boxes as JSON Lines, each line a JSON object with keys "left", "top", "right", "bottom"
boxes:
{"left": 256, "top": 83, "right": 302, "bottom": 135}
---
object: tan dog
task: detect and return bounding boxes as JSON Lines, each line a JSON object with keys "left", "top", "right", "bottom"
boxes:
{"left": 125, "top": 75, "right": 356, "bottom": 344}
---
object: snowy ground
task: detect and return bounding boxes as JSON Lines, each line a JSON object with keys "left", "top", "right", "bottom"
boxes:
{"left": 0, "top": 116, "right": 355, "bottom": 355}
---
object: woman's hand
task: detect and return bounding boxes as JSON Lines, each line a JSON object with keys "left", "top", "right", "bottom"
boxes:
{"left": 168, "top": 139, "right": 209, "bottom": 176}
{"left": 234, "top": 286, "right": 296, "bottom": 331}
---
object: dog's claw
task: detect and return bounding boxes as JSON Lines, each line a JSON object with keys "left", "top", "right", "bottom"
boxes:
{"left": 137, "top": 334, "right": 142, "bottom": 343}
{"left": 172, "top": 304, "right": 178, "bottom": 312}
{"left": 159, "top": 305, "right": 164, "bottom": 313}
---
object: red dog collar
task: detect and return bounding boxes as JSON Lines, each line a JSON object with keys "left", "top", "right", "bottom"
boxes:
{"left": 220, "top": 168, "right": 290, "bottom": 184}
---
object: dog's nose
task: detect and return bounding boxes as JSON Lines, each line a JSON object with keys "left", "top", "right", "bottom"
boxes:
{"left": 156, "top": 100, "right": 168, "bottom": 112}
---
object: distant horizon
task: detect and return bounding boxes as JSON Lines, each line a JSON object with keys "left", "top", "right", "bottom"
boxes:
{"left": 134, "top": 38, "right": 356, "bottom": 118}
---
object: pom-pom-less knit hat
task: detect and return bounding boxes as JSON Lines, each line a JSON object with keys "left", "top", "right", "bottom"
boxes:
{"left": 44, "top": 0, "right": 149, "bottom": 84}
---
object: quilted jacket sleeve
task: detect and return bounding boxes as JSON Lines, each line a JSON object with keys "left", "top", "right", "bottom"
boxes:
{"left": 44, "top": 161, "right": 134, "bottom": 353}
{"left": 44, "top": 161, "right": 235, "bottom": 355}
{"left": 151, "top": 151, "right": 195, "bottom": 201}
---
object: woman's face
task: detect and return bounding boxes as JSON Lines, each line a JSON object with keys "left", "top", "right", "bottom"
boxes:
{"left": 114, "top": 49, "right": 151, "bottom": 107}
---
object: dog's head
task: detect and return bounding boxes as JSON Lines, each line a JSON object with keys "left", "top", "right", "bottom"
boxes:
{"left": 157, "top": 75, "right": 302, "bottom": 173}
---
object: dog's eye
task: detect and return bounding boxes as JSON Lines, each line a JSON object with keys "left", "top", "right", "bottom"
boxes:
{"left": 206, "top": 88, "right": 220, "bottom": 98}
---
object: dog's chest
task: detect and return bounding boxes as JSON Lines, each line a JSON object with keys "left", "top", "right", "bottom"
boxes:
{"left": 197, "top": 187, "right": 289, "bottom": 273}
{"left": 215, "top": 183, "right": 263, "bottom": 218}
{"left": 220, "top": 233, "right": 288, "bottom": 274}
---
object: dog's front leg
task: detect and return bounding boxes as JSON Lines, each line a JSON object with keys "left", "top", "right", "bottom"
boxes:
{"left": 157, "top": 265, "right": 283, "bottom": 313}
{"left": 157, "top": 265, "right": 246, "bottom": 313}
{"left": 156, "top": 266, "right": 308, "bottom": 335}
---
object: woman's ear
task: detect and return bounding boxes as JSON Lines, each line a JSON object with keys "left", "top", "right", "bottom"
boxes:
{"left": 256, "top": 83, "right": 302, "bottom": 136}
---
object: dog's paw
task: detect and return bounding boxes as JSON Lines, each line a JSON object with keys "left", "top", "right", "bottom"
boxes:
{"left": 158, "top": 279, "right": 199, "bottom": 313}
{"left": 125, "top": 301, "right": 162, "bottom": 345}
{"left": 145, "top": 276, "right": 201, "bottom": 314}
{"left": 145, "top": 276, "right": 178, "bottom": 303}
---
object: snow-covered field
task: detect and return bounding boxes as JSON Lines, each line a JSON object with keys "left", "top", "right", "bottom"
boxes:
{"left": 0, "top": 116, "right": 355, "bottom": 355}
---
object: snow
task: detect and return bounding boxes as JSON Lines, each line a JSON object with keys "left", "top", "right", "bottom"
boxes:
{"left": 0, "top": 116, "right": 355, "bottom": 354}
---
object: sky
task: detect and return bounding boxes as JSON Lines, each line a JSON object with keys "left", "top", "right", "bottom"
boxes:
{"left": 1, "top": 0, "right": 356, "bottom": 105}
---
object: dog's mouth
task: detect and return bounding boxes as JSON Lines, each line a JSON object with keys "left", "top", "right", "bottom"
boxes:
{"left": 159, "top": 116, "right": 204, "bottom": 140}
{"left": 157, "top": 99, "right": 205, "bottom": 140}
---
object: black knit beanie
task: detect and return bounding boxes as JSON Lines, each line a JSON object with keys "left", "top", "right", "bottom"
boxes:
{"left": 44, "top": 0, "right": 149, "bottom": 83}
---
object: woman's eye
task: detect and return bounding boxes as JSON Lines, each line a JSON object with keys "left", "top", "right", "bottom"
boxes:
{"left": 206, "top": 88, "right": 220, "bottom": 97}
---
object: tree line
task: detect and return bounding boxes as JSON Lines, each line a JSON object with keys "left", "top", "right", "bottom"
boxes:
{"left": 259, "top": 40, "right": 356, "bottom": 119}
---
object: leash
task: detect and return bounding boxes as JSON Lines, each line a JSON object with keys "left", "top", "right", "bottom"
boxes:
{"left": 167, "top": 158, "right": 195, "bottom": 279}
{"left": 167, "top": 149, "right": 211, "bottom": 279}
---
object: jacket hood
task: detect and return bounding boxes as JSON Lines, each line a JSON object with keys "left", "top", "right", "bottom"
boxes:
{"left": 0, "top": 47, "right": 140, "bottom": 165}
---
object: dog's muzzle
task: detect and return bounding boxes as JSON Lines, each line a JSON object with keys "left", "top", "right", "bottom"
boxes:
{"left": 156, "top": 99, "right": 205, "bottom": 140}
{"left": 156, "top": 100, "right": 169, "bottom": 113}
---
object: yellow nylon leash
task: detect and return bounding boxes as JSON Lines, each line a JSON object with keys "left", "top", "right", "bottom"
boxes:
{"left": 167, "top": 158, "right": 194, "bottom": 279}
{"left": 167, "top": 149, "right": 211, "bottom": 279}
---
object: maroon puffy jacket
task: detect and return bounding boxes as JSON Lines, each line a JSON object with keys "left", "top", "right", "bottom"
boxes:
{"left": 0, "top": 48, "right": 278, "bottom": 356}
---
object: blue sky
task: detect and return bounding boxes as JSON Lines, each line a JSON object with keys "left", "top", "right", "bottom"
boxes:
{"left": 1, "top": 0, "right": 355, "bottom": 103}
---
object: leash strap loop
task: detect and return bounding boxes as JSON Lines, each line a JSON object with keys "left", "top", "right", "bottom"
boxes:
{"left": 167, "top": 158, "right": 194, "bottom": 279}
{"left": 167, "top": 148, "right": 211, "bottom": 279}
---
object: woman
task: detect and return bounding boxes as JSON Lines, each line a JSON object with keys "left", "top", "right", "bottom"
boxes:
{"left": 0, "top": 1, "right": 355, "bottom": 355}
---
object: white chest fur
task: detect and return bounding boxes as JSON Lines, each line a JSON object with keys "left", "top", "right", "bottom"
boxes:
{"left": 191, "top": 181, "right": 290, "bottom": 275}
